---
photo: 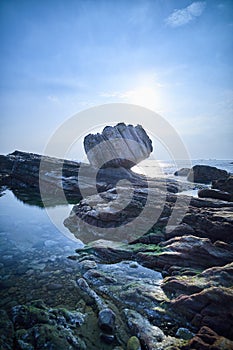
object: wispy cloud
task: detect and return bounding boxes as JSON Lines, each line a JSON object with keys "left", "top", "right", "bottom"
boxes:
{"left": 165, "top": 2, "right": 206, "bottom": 28}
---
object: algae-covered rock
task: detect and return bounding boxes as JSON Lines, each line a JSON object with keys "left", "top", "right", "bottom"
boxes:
{"left": 11, "top": 300, "right": 86, "bottom": 350}
{"left": 0, "top": 309, "right": 14, "bottom": 350}
{"left": 127, "top": 336, "right": 141, "bottom": 350}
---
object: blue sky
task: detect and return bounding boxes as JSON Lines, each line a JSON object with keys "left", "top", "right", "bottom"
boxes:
{"left": 0, "top": 0, "right": 232, "bottom": 159}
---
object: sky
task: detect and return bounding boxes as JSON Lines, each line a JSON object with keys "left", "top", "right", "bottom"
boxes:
{"left": 0, "top": 0, "right": 233, "bottom": 160}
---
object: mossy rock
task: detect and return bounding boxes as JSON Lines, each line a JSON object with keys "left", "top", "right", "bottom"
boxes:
{"left": 127, "top": 336, "right": 141, "bottom": 350}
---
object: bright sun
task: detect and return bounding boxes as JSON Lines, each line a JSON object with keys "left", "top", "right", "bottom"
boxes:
{"left": 122, "top": 86, "right": 158, "bottom": 110}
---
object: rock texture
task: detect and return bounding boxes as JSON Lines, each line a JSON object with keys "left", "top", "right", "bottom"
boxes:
{"left": 212, "top": 175, "right": 233, "bottom": 195}
{"left": 182, "top": 326, "right": 233, "bottom": 350}
{"left": 187, "top": 165, "right": 229, "bottom": 184}
{"left": 0, "top": 150, "right": 153, "bottom": 207}
{"left": 198, "top": 188, "right": 232, "bottom": 201}
{"left": 84, "top": 123, "right": 153, "bottom": 168}
{"left": 174, "top": 168, "right": 190, "bottom": 177}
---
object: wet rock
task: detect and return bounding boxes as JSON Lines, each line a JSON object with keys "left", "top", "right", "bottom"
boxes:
{"left": 76, "top": 278, "right": 106, "bottom": 311}
{"left": 187, "top": 165, "right": 229, "bottom": 184}
{"left": 15, "top": 323, "right": 86, "bottom": 350}
{"left": 182, "top": 326, "right": 233, "bottom": 350}
{"left": 164, "top": 223, "right": 195, "bottom": 240}
{"left": 124, "top": 308, "right": 183, "bottom": 348}
{"left": 100, "top": 332, "right": 115, "bottom": 344}
{"left": 98, "top": 308, "right": 116, "bottom": 334}
{"left": 182, "top": 207, "right": 233, "bottom": 243}
{"left": 170, "top": 287, "right": 233, "bottom": 339}
{"left": 174, "top": 168, "right": 190, "bottom": 176}
{"left": 11, "top": 301, "right": 86, "bottom": 349}
{"left": 175, "top": 327, "right": 194, "bottom": 340}
{"left": 0, "top": 309, "right": 14, "bottom": 350}
{"left": 138, "top": 235, "right": 233, "bottom": 272}
{"left": 78, "top": 259, "right": 98, "bottom": 271}
{"left": 124, "top": 308, "right": 165, "bottom": 348}
{"left": 127, "top": 336, "right": 142, "bottom": 350}
{"left": 64, "top": 185, "right": 170, "bottom": 243}
{"left": 198, "top": 188, "right": 231, "bottom": 201}
{"left": 212, "top": 175, "right": 233, "bottom": 195}
{"left": 47, "top": 283, "right": 63, "bottom": 291}
{"left": 160, "top": 235, "right": 233, "bottom": 270}
{"left": 84, "top": 123, "right": 153, "bottom": 168}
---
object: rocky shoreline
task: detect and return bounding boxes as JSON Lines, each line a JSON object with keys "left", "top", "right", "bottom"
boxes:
{"left": 0, "top": 123, "right": 233, "bottom": 349}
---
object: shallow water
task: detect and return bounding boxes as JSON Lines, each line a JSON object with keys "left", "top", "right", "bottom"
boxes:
{"left": 0, "top": 159, "right": 232, "bottom": 311}
{"left": 0, "top": 190, "right": 84, "bottom": 310}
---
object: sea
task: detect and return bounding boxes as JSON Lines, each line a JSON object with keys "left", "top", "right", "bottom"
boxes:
{"left": 0, "top": 159, "right": 232, "bottom": 309}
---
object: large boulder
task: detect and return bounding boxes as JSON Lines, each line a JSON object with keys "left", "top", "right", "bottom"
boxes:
{"left": 83, "top": 123, "right": 153, "bottom": 168}
{"left": 187, "top": 165, "right": 229, "bottom": 184}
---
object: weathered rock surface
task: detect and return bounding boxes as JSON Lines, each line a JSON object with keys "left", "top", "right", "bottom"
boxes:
{"left": 0, "top": 150, "right": 156, "bottom": 207}
{"left": 162, "top": 263, "right": 233, "bottom": 344}
{"left": 198, "top": 188, "right": 232, "bottom": 201}
{"left": 212, "top": 175, "right": 233, "bottom": 195}
{"left": 84, "top": 123, "right": 153, "bottom": 168}
{"left": 174, "top": 168, "right": 190, "bottom": 177}
{"left": 187, "top": 165, "right": 229, "bottom": 184}
{"left": 1, "top": 148, "right": 233, "bottom": 348}
{"left": 182, "top": 326, "right": 233, "bottom": 350}
{"left": 9, "top": 300, "right": 86, "bottom": 349}
{"left": 63, "top": 180, "right": 180, "bottom": 243}
{"left": 170, "top": 287, "right": 233, "bottom": 339}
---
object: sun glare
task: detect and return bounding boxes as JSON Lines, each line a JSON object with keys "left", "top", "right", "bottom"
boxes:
{"left": 122, "top": 86, "right": 158, "bottom": 110}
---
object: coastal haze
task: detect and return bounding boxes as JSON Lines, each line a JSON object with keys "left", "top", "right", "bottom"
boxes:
{"left": 0, "top": 0, "right": 233, "bottom": 159}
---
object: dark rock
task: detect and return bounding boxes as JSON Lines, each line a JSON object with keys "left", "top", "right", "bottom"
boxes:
{"left": 100, "top": 332, "right": 115, "bottom": 344}
{"left": 164, "top": 223, "right": 195, "bottom": 240}
{"left": 182, "top": 207, "right": 233, "bottom": 243}
{"left": 170, "top": 287, "right": 233, "bottom": 339}
{"left": 175, "top": 327, "right": 194, "bottom": 340}
{"left": 11, "top": 301, "right": 86, "bottom": 349}
{"left": 98, "top": 308, "right": 116, "bottom": 334}
{"left": 182, "top": 326, "right": 233, "bottom": 350}
{"left": 174, "top": 168, "right": 190, "bottom": 176}
{"left": 0, "top": 309, "right": 14, "bottom": 350}
{"left": 187, "top": 165, "right": 229, "bottom": 184}
{"left": 76, "top": 278, "right": 106, "bottom": 311}
{"left": 84, "top": 123, "right": 153, "bottom": 168}
{"left": 212, "top": 175, "right": 233, "bottom": 195}
{"left": 198, "top": 188, "right": 231, "bottom": 201}
{"left": 162, "top": 263, "right": 233, "bottom": 299}
{"left": 137, "top": 235, "right": 233, "bottom": 271}
{"left": 64, "top": 183, "right": 176, "bottom": 244}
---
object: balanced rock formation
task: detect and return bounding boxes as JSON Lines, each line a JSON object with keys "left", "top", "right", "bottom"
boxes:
{"left": 84, "top": 123, "right": 153, "bottom": 168}
{"left": 187, "top": 165, "right": 229, "bottom": 184}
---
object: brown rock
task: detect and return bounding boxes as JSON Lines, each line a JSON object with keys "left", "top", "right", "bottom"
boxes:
{"left": 182, "top": 326, "right": 233, "bottom": 350}
{"left": 170, "top": 287, "right": 233, "bottom": 339}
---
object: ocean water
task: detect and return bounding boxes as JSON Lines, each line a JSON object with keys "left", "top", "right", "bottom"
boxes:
{"left": 133, "top": 159, "right": 233, "bottom": 178}
{"left": 0, "top": 159, "right": 232, "bottom": 310}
